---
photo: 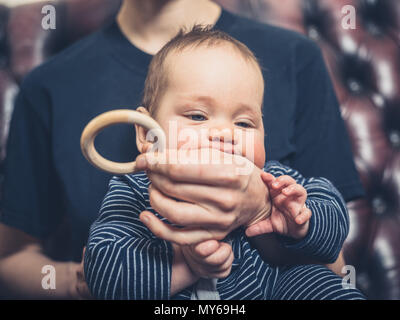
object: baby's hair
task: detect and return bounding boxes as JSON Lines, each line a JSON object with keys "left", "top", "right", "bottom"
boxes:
{"left": 142, "top": 24, "right": 263, "bottom": 116}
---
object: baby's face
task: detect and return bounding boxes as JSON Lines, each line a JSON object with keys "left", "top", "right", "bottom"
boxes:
{"left": 153, "top": 45, "right": 266, "bottom": 168}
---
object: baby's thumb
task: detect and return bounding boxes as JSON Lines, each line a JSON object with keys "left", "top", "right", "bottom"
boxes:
{"left": 194, "top": 240, "right": 220, "bottom": 257}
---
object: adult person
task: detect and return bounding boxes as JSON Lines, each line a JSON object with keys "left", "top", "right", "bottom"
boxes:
{"left": 0, "top": 0, "right": 363, "bottom": 299}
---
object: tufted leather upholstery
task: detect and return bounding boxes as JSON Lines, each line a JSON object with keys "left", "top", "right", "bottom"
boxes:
{"left": 0, "top": 0, "right": 399, "bottom": 299}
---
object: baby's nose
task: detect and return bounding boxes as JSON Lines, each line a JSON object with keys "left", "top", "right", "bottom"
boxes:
{"left": 208, "top": 127, "right": 236, "bottom": 144}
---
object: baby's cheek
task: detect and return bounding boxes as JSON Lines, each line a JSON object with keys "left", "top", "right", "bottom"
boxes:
{"left": 160, "top": 121, "right": 191, "bottom": 149}
{"left": 166, "top": 124, "right": 206, "bottom": 150}
{"left": 239, "top": 133, "right": 265, "bottom": 168}
{"left": 175, "top": 128, "right": 204, "bottom": 150}
{"left": 252, "top": 140, "right": 266, "bottom": 169}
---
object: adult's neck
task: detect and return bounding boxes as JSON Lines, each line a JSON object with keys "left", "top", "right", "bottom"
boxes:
{"left": 117, "top": 0, "right": 222, "bottom": 54}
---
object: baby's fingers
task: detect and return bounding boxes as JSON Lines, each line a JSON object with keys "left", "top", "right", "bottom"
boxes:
{"left": 275, "top": 184, "right": 307, "bottom": 218}
{"left": 210, "top": 249, "right": 234, "bottom": 279}
{"left": 139, "top": 211, "right": 216, "bottom": 245}
{"left": 261, "top": 172, "right": 275, "bottom": 185}
{"left": 202, "top": 242, "right": 232, "bottom": 267}
{"left": 268, "top": 175, "right": 297, "bottom": 199}
{"left": 274, "top": 194, "right": 305, "bottom": 222}
{"left": 295, "top": 206, "right": 312, "bottom": 225}
{"left": 261, "top": 172, "right": 280, "bottom": 199}
{"left": 282, "top": 184, "right": 307, "bottom": 203}
{"left": 193, "top": 240, "right": 220, "bottom": 257}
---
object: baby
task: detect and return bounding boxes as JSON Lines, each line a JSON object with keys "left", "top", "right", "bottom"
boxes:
{"left": 84, "top": 26, "right": 364, "bottom": 300}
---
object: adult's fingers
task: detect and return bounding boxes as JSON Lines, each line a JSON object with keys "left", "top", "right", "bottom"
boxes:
{"left": 149, "top": 186, "right": 235, "bottom": 228}
{"left": 139, "top": 210, "right": 224, "bottom": 245}
{"left": 137, "top": 149, "right": 254, "bottom": 187}
{"left": 148, "top": 173, "right": 245, "bottom": 214}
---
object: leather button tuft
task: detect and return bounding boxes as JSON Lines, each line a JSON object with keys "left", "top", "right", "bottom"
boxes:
{"left": 389, "top": 131, "right": 400, "bottom": 148}
{"left": 372, "top": 196, "right": 387, "bottom": 216}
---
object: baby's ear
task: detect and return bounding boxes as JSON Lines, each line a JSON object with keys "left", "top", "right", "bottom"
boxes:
{"left": 135, "top": 106, "right": 152, "bottom": 153}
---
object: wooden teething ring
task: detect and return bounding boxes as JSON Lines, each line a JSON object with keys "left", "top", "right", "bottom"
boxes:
{"left": 80, "top": 109, "right": 166, "bottom": 174}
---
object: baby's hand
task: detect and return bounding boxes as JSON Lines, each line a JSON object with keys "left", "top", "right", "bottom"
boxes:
{"left": 246, "top": 172, "right": 311, "bottom": 240}
{"left": 180, "top": 240, "right": 234, "bottom": 279}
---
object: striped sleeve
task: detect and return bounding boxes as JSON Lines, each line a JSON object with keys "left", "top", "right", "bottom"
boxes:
{"left": 264, "top": 161, "right": 349, "bottom": 263}
{"left": 84, "top": 174, "right": 173, "bottom": 300}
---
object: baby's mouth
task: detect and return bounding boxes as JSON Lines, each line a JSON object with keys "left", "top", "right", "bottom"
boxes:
{"left": 209, "top": 141, "right": 237, "bottom": 155}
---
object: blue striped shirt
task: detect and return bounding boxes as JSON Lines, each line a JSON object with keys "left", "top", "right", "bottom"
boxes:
{"left": 84, "top": 161, "right": 349, "bottom": 300}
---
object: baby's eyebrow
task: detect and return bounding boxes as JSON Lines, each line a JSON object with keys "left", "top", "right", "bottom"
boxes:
{"left": 185, "top": 95, "right": 215, "bottom": 105}
{"left": 234, "top": 103, "right": 262, "bottom": 118}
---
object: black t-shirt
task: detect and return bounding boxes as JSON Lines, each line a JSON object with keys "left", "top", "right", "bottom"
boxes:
{"left": 0, "top": 9, "right": 364, "bottom": 261}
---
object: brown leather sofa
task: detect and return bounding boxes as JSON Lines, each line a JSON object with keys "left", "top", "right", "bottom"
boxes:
{"left": 0, "top": 0, "right": 399, "bottom": 299}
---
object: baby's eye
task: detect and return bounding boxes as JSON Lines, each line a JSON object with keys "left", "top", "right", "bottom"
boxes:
{"left": 235, "top": 121, "right": 252, "bottom": 128}
{"left": 188, "top": 114, "right": 206, "bottom": 121}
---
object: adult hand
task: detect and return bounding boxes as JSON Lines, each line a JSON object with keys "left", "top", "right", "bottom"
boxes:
{"left": 67, "top": 247, "right": 92, "bottom": 300}
{"left": 136, "top": 148, "right": 271, "bottom": 245}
